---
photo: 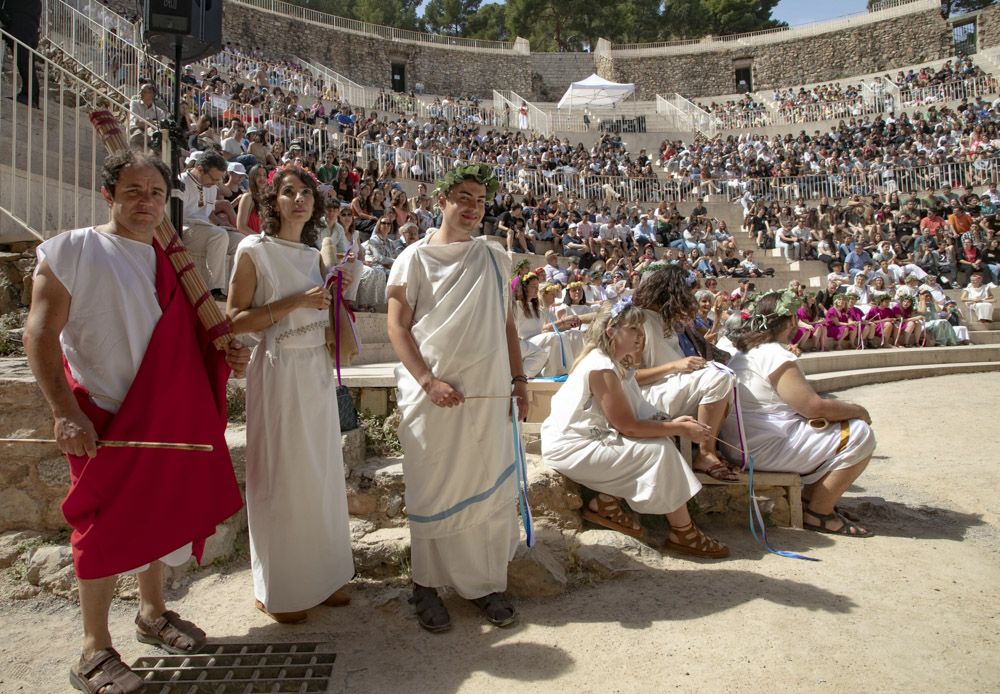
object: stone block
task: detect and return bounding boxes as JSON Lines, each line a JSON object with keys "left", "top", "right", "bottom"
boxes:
{"left": 0, "top": 530, "right": 41, "bottom": 569}
{"left": 26, "top": 544, "right": 73, "bottom": 586}
{"left": 525, "top": 456, "right": 584, "bottom": 530}
{"left": 507, "top": 540, "right": 566, "bottom": 598}
{"left": 341, "top": 427, "right": 366, "bottom": 473}
{"left": 358, "top": 388, "right": 388, "bottom": 417}
{"left": 0, "top": 488, "right": 42, "bottom": 532}
{"left": 352, "top": 527, "right": 410, "bottom": 578}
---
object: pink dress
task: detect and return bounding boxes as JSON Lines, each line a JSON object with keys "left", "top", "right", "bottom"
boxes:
{"left": 792, "top": 306, "right": 820, "bottom": 345}
{"left": 865, "top": 306, "right": 895, "bottom": 338}
{"left": 824, "top": 306, "right": 856, "bottom": 341}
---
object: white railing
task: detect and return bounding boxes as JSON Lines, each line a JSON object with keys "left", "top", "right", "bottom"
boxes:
{"left": 348, "top": 153, "right": 1000, "bottom": 206}
{"left": 897, "top": 74, "right": 999, "bottom": 107}
{"left": 61, "top": 0, "right": 140, "bottom": 43}
{"left": 611, "top": 0, "right": 938, "bottom": 55}
{"left": 296, "top": 56, "right": 377, "bottom": 109}
{"left": 655, "top": 95, "right": 691, "bottom": 131}
{"left": 671, "top": 94, "right": 718, "bottom": 136}
{"left": 1, "top": 28, "right": 154, "bottom": 242}
{"left": 494, "top": 90, "right": 551, "bottom": 134}
{"left": 510, "top": 91, "right": 551, "bottom": 135}
{"left": 416, "top": 98, "right": 502, "bottom": 126}
{"left": 700, "top": 106, "right": 771, "bottom": 130}
{"left": 43, "top": 0, "right": 173, "bottom": 108}
{"left": 227, "top": 0, "right": 523, "bottom": 54}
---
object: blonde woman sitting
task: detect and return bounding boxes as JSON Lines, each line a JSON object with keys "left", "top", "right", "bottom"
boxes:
{"left": 541, "top": 299, "right": 729, "bottom": 559}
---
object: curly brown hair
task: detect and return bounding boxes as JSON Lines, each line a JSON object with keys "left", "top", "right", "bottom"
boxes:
{"left": 260, "top": 165, "right": 324, "bottom": 247}
{"left": 733, "top": 293, "right": 793, "bottom": 352}
{"left": 516, "top": 274, "right": 540, "bottom": 319}
{"left": 632, "top": 266, "right": 697, "bottom": 336}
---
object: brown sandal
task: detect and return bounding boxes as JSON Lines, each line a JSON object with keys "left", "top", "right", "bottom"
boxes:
{"left": 581, "top": 494, "right": 643, "bottom": 538}
{"left": 135, "top": 610, "right": 206, "bottom": 654}
{"left": 664, "top": 521, "right": 730, "bottom": 559}
{"left": 69, "top": 648, "right": 144, "bottom": 694}
{"left": 694, "top": 460, "right": 740, "bottom": 483}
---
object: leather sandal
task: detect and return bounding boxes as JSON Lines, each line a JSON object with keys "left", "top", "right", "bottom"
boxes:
{"left": 135, "top": 610, "right": 206, "bottom": 654}
{"left": 69, "top": 648, "right": 144, "bottom": 694}
{"left": 409, "top": 585, "right": 451, "bottom": 633}
{"left": 581, "top": 494, "right": 643, "bottom": 538}
{"left": 804, "top": 508, "right": 873, "bottom": 538}
{"left": 254, "top": 600, "right": 308, "bottom": 625}
{"left": 472, "top": 592, "right": 517, "bottom": 628}
{"left": 664, "top": 521, "right": 730, "bottom": 559}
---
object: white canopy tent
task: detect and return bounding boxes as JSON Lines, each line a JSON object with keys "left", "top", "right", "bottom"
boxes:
{"left": 557, "top": 74, "right": 635, "bottom": 111}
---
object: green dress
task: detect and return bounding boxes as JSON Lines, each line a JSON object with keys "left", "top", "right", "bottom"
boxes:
{"left": 921, "top": 308, "right": 958, "bottom": 345}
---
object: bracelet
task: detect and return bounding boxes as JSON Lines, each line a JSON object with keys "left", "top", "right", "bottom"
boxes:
{"left": 266, "top": 304, "right": 276, "bottom": 325}
{"left": 511, "top": 375, "right": 528, "bottom": 384}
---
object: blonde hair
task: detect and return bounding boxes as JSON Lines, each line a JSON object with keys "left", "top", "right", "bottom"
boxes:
{"left": 571, "top": 302, "right": 646, "bottom": 373}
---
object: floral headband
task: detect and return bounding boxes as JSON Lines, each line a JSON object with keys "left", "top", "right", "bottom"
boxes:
{"left": 609, "top": 296, "right": 633, "bottom": 324}
{"left": 434, "top": 163, "right": 499, "bottom": 198}
{"left": 744, "top": 289, "right": 802, "bottom": 332}
{"left": 566, "top": 281, "right": 585, "bottom": 291}
{"left": 268, "top": 162, "right": 320, "bottom": 188}
{"left": 539, "top": 282, "right": 560, "bottom": 294}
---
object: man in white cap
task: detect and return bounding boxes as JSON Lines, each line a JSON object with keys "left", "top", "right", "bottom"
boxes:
{"left": 179, "top": 151, "right": 235, "bottom": 299}
{"left": 220, "top": 120, "right": 246, "bottom": 162}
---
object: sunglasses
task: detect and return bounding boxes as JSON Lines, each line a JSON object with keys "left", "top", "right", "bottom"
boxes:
{"left": 379, "top": 221, "right": 392, "bottom": 226}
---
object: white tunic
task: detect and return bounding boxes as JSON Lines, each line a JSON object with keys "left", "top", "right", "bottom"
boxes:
{"left": 963, "top": 283, "right": 994, "bottom": 321}
{"left": 514, "top": 302, "right": 581, "bottom": 376}
{"left": 541, "top": 350, "right": 700, "bottom": 514}
{"left": 388, "top": 232, "right": 518, "bottom": 599}
{"left": 237, "top": 234, "right": 354, "bottom": 613}
{"left": 639, "top": 310, "right": 733, "bottom": 417}
{"left": 719, "top": 343, "right": 876, "bottom": 484}
{"left": 37, "top": 228, "right": 191, "bottom": 572}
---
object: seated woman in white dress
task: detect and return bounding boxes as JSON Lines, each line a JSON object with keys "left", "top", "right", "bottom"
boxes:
{"left": 632, "top": 267, "right": 738, "bottom": 482}
{"left": 719, "top": 290, "right": 877, "bottom": 537}
{"left": 541, "top": 300, "right": 729, "bottom": 558}
{"left": 961, "top": 271, "right": 994, "bottom": 323}
{"left": 558, "top": 281, "right": 598, "bottom": 325}
{"left": 513, "top": 273, "right": 583, "bottom": 377}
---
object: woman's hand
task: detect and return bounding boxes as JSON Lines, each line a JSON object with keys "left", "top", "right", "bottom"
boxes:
{"left": 225, "top": 339, "right": 251, "bottom": 378}
{"left": 673, "top": 415, "right": 711, "bottom": 445}
{"left": 512, "top": 381, "right": 529, "bottom": 421}
{"left": 672, "top": 356, "right": 706, "bottom": 373}
{"left": 299, "top": 286, "right": 331, "bottom": 310}
{"left": 425, "top": 378, "right": 464, "bottom": 408}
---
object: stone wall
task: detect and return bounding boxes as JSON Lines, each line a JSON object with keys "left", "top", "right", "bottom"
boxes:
{"left": 600, "top": 7, "right": 955, "bottom": 99}
{"left": 976, "top": 3, "right": 1000, "bottom": 49}
{"left": 222, "top": 5, "right": 533, "bottom": 98}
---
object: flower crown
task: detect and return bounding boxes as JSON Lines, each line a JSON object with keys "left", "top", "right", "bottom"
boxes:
{"left": 268, "top": 162, "right": 320, "bottom": 188}
{"left": 434, "top": 163, "right": 499, "bottom": 198}
{"left": 566, "top": 281, "right": 585, "bottom": 291}
{"left": 609, "top": 296, "right": 633, "bottom": 324}
{"left": 743, "top": 289, "right": 802, "bottom": 332}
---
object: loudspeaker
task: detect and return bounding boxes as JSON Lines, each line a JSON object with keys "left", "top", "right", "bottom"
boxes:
{"left": 143, "top": 0, "right": 222, "bottom": 63}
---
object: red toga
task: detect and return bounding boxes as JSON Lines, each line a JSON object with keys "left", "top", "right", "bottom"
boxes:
{"left": 62, "top": 239, "right": 243, "bottom": 579}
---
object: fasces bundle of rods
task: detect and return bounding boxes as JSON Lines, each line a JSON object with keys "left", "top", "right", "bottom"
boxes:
{"left": 88, "top": 111, "right": 233, "bottom": 351}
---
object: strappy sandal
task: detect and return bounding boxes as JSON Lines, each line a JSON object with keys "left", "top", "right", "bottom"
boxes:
{"left": 135, "top": 610, "right": 207, "bottom": 654}
{"left": 804, "top": 509, "right": 873, "bottom": 538}
{"left": 409, "top": 585, "right": 451, "bottom": 633}
{"left": 664, "top": 521, "right": 730, "bottom": 559}
{"left": 581, "top": 494, "right": 643, "bottom": 538}
{"left": 69, "top": 648, "right": 144, "bottom": 694}
{"left": 472, "top": 592, "right": 517, "bottom": 628}
{"left": 802, "top": 496, "right": 862, "bottom": 523}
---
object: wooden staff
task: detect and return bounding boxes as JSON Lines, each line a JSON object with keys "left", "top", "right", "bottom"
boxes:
{"left": 88, "top": 111, "right": 234, "bottom": 352}
{"left": 0, "top": 438, "right": 213, "bottom": 451}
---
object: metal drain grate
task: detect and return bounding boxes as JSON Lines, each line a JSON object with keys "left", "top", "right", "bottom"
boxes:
{"left": 130, "top": 642, "right": 336, "bottom": 693}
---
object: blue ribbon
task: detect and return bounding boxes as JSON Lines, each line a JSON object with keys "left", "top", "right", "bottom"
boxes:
{"left": 511, "top": 399, "right": 534, "bottom": 547}
{"left": 549, "top": 319, "right": 568, "bottom": 372}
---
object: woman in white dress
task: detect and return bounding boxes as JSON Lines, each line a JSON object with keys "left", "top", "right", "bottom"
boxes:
{"left": 719, "top": 290, "right": 877, "bottom": 537}
{"left": 322, "top": 202, "right": 363, "bottom": 308}
{"left": 632, "top": 267, "right": 738, "bottom": 481}
{"left": 513, "top": 273, "right": 584, "bottom": 377}
{"left": 541, "top": 300, "right": 729, "bottom": 558}
{"left": 961, "top": 271, "right": 994, "bottom": 322}
{"left": 227, "top": 165, "right": 355, "bottom": 623}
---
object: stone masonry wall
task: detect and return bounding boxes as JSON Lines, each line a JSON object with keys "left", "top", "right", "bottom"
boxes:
{"left": 977, "top": 3, "right": 1000, "bottom": 50}
{"left": 600, "top": 7, "right": 955, "bottom": 99}
{"left": 222, "top": 5, "right": 533, "bottom": 98}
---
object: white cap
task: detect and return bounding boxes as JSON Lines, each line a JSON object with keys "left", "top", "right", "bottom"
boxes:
{"left": 227, "top": 162, "right": 247, "bottom": 176}
{"left": 185, "top": 150, "right": 204, "bottom": 166}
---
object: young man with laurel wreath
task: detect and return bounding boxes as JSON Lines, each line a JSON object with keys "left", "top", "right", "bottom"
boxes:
{"left": 387, "top": 164, "right": 529, "bottom": 632}
{"left": 24, "top": 150, "right": 249, "bottom": 693}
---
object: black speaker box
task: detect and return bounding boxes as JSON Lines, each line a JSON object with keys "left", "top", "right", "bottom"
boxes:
{"left": 143, "top": 0, "right": 222, "bottom": 63}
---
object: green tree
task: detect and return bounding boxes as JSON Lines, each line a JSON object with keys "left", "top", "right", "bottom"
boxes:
{"left": 950, "top": 0, "right": 997, "bottom": 13}
{"left": 464, "top": 3, "right": 512, "bottom": 41}
{"left": 352, "top": 0, "right": 422, "bottom": 29}
{"left": 699, "top": 0, "right": 782, "bottom": 35}
{"left": 423, "top": 0, "right": 483, "bottom": 34}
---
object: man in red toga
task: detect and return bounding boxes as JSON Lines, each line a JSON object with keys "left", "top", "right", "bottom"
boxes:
{"left": 24, "top": 150, "right": 248, "bottom": 693}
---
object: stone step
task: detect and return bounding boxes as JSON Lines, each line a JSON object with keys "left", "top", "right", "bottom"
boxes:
{"left": 797, "top": 344, "right": 1000, "bottom": 376}
{"left": 806, "top": 361, "right": 1000, "bottom": 392}
{"left": 969, "top": 330, "right": 1000, "bottom": 344}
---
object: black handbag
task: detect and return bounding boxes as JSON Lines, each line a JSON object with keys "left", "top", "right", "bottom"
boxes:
{"left": 337, "top": 385, "right": 359, "bottom": 432}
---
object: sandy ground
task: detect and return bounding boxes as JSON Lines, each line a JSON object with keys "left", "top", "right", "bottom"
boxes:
{"left": 1, "top": 372, "right": 999, "bottom": 694}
